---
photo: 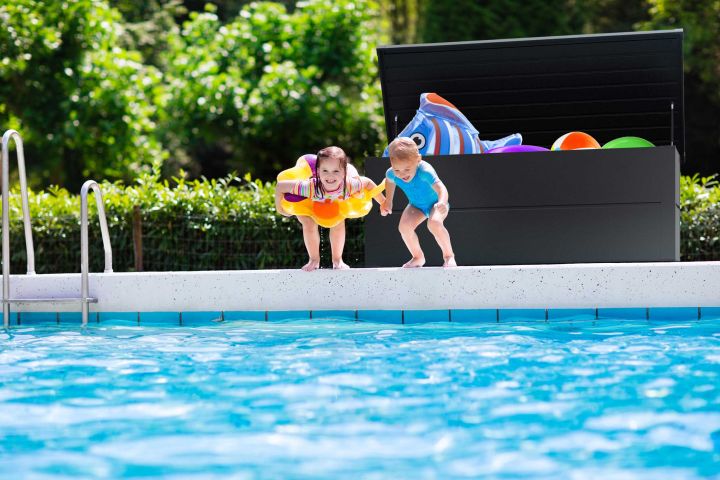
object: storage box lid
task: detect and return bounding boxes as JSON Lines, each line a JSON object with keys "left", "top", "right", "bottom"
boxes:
{"left": 377, "top": 30, "right": 684, "bottom": 159}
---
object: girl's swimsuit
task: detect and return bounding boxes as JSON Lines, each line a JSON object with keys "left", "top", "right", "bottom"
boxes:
{"left": 386, "top": 160, "right": 442, "bottom": 216}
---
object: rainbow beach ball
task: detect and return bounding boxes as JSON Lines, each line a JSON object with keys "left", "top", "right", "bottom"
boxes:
{"left": 551, "top": 131, "right": 601, "bottom": 151}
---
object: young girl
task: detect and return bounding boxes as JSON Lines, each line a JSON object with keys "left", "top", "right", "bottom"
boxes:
{"left": 275, "top": 146, "right": 384, "bottom": 271}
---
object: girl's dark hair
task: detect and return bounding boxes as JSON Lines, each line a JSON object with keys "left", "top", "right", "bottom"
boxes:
{"left": 314, "top": 146, "right": 349, "bottom": 199}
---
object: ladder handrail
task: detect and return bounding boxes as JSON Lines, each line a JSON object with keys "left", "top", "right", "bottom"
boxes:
{"left": 80, "top": 180, "right": 112, "bottom": 326}
{"left": 2, "top": 130, "right": 36, "bottom": 328}
{"left": 2, "top": 130, "right": 36, "bottom": 274}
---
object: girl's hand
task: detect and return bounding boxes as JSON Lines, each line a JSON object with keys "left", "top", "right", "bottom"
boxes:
{"left": 275, "top": 193, "right": 292, "bottom": 217}
{"left": 380, "top": 201, "right": 392, "bottom": 216}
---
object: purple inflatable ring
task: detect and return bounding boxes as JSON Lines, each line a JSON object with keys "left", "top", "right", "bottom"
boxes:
{"left": 487, "top": 145, "right": 549, "bottom": 154}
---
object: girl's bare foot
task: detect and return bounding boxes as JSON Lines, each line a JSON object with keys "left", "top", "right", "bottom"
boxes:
{"left": 403, "top": 256, "right": 425, "bottom": 268}
{"left": 333, "top": 259, "right": 350, "bottom": 270}
{"left": 302, "top": 258, "right": 321, "bottom": 272}
{"left": 443, "top": 255, "right": 457, "bottom": 267}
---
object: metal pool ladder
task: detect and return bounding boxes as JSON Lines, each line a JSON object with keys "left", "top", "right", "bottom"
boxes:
{"left": 2, "top": 130, "right": 113, "bottom": 328}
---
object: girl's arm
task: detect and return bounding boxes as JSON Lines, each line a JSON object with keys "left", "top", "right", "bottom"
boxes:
{"left": 276, "top": 180, "right": 298, "bottom": 194}
{"left": 275, "top": 180, "right": 299, "bottom": 216}
{"left": 360, "top": 177, "right": 386, "bottom": 204}
{"left": 380, "top": 178, "right": 395, "bottom": 216}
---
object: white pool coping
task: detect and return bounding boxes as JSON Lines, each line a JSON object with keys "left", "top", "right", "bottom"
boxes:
{"left": 6, "top": 261, "right": 719, "bottom": 312}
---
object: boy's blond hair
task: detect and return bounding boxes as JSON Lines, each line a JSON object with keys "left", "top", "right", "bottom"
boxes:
{"left": 388, "top": 137, "right": 421, "bottom": 162}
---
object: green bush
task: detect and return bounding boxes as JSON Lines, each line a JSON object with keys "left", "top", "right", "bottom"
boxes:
{"left": 2, "top": 170, "right": 364, "bottom": 273}
{"left": 680, "top": 174, "right": 720, "bottom": 261}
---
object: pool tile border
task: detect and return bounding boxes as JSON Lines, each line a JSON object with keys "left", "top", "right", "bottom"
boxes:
{"left": 140, "top": 311, "right": 181, "bottom": 325}
{"left": 404, "top": 310, "right": 450, "bottom": 324}
{"left": 499, "top": 309, "right": 547, "bottom": 322}
{"left": 648, "top": 307, "right": 700, "bottom": 322}
{"left": 548, "top": 308, "right": 597, "bottom": 321}
{"left": 4, "top": 306, "right": 720, "bottom": 326}
{"left": 450, "top": 309, "right": 497, "bottom": 323}
{"left": 357, "top": 310, "right": 403, "bottom": 324}
{"left": 311, "top": 310, "right": 357, "bottom": 321}
{"left": 598, "top": 307, "right": 648, "bottom": 320}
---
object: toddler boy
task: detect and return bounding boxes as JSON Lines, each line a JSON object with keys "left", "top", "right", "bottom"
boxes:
{"left": 380, "top": 137, "right": 457, "bottom": 267}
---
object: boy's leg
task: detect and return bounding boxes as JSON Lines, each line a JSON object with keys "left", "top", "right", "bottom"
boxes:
{"left": 427, "top": 206, "right": 457, "bottom": 267}
{"left": 329, "top": 221, "right": 349, "bottom": 270}
{"left": 297, "top": 215, "right": 321, "bottom": 271}
{"left": 399, "top": 205, "right": 427, "bottom": 268}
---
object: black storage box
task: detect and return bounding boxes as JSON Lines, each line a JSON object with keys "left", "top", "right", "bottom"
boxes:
{"left": 364, "top": 30, "right": 683, "bottom": 266}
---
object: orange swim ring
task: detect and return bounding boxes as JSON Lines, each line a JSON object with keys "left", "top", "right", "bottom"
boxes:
{"left": 277, "top": 154, "right": 385, "bottom": 228}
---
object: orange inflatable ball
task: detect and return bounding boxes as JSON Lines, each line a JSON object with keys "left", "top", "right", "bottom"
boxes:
{"left": 551, "top": 131, "right": 601, "bottom": 151}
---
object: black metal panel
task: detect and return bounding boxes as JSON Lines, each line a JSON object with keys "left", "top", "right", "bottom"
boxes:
{"left": 364, "top": 147, "right": 680, "bottom": 266}
{"left": 377, "top": 30, "right": 685, "bottom": 160}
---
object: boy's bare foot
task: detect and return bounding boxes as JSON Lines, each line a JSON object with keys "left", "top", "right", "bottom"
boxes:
{"left": 443, "top": 255, "right": 457, "bottom": 267}
{"left": 333, "top": 259, "right": 350, "bottom": 270}
{"left": 302, "top": 258, "right": 321, "bottom": 272}
{"left": 403, "top": 256, "right": 425, "bottom": 268}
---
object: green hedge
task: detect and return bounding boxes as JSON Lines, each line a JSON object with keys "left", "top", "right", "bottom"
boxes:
{"left": 2, "top": 171, "right": 363, "bottom": 273}
{"left": 680, "top": 174, "right": 720, "bottom": 261}
{"left": 1, "top": 172, "right": 718, "bottom": 273}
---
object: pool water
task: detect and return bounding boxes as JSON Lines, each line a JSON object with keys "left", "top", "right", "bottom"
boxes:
{"left": 1, "top": 319, "right": 719, "bottom": 479}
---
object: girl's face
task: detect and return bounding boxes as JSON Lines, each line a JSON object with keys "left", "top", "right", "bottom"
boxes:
{"left": 317, "top": 156, "right": 345, "bottom": 191}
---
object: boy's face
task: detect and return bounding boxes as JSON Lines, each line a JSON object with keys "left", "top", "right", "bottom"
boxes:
{"left": 390, "top": 155, "right": 421, "bottom": 182}
{"left": 317, "top": 156, "right": 345, "bottom": 191}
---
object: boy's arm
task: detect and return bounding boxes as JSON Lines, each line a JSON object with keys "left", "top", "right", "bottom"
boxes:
{"left": 380, "top": 178, "right": 395, "bottom": 216}
{"left": 275, "top": 180, "right": 298, "bottom": 216}
{"left": 431, "top": 180, "right": 449, "bottom": 215}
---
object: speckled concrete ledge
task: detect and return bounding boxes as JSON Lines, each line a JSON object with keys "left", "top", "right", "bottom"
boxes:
{"left": 5, "top": 261, "right": 719, "bottom": 313}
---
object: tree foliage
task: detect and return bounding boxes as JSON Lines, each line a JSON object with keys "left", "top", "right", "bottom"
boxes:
{"left": 160, "top": 0, "right": 384, "bottom": 179}
{"left": 642, "top": 1, "right": 720, "bottom": 102}
{"left": 0, "top": 0, "right": 165, "bottom": 188}
{"left": 379, "top": 0, "right": 419, "bottom": 44}
{"left": 637, "top": 0, "right": 720, "bottom": 176}
{"left": 0, "top": 0, "right": 384, "bottom": 188}
{"left": 417, "top": 0, "right": 585, "bottom": 43}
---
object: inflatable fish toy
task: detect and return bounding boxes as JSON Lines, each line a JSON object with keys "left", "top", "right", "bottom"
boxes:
{"left": 383, "top": 93, "right": 522, "bottom": 156}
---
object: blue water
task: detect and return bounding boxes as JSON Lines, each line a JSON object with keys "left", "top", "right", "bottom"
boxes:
{"left": 1, "top": 319, "right": 719, "bottom": 479}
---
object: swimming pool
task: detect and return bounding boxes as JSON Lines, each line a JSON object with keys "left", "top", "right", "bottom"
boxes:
{"left": 1, "top": 318, "right": 718, "bottom": 478}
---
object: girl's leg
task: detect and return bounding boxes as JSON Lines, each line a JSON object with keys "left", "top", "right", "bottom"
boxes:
{"left": 329, "top": 220, "right": 349, "bottom": 269}
{"left": 398, "top": 205, "right": 428, "bottom": 268}
{"left": 297, "top": 215, "right": 321, "bottom": 271}
{"left": 427, "top": 206, "right": 456, "bottom": 267}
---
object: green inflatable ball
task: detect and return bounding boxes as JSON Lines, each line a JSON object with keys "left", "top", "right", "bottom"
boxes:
{"left": 602, "top": 136, "right": 655, "bottom": 149}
